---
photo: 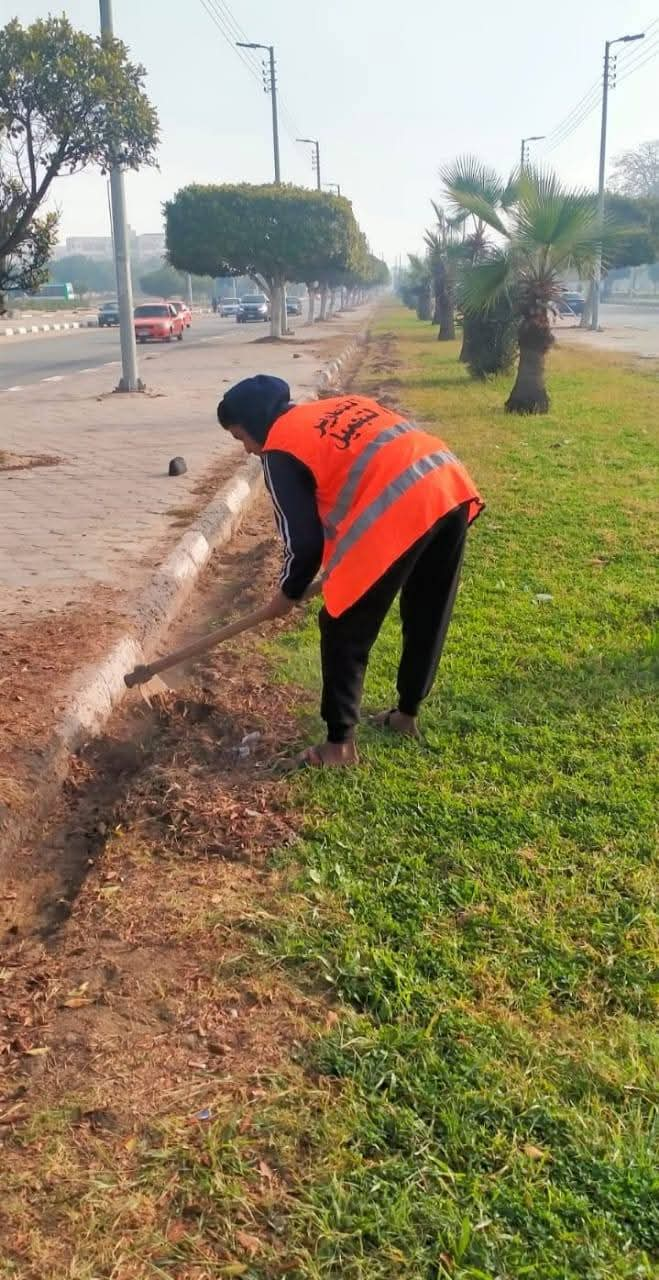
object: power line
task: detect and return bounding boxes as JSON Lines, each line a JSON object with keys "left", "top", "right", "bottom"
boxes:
{"left": 542, "top": 79, "right": 601, "bottom": 145}
{"left": 541, "top": 89, "right": 603, "bottom": 156}
{"left": 615, "top": 35, "right": 659, "bottom": 83}
{"left": 537, "top": 15, "right": 659, "bottom": 160}
{"left": 198, "top": 0, "right": 263, "bottom": 88}
{"left": 616, "top": 13, "right": 659, "bottom": 67}
{"left": 617, "top": 41, "right": 659, "bottom": 83}
{"left": 198, "top": 0, "right": 305, "bottom": 152}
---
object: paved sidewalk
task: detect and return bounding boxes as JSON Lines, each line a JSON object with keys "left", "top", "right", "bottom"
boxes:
{"left": 1, "top": 311, "right": 367, "bottom": 621}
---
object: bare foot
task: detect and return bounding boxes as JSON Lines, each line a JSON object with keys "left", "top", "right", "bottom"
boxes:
{"left": 297, "top": 741, "right": 359, "bottom": 768}
{"left": 374, "top": 708, "right": 420, "bottom": 738}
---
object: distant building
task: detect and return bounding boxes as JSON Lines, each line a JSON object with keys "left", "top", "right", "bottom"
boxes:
{"left": 65, "top": 235, "right": 114, "bottom": 258}
{"left": 135, "top": 232, "right": 166, "bottom": 259}
{"left": 57, "top": 229, "right": 166, "bottom": 262}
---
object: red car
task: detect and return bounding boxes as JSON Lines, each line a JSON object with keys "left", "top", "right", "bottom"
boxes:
{"left": 134, "top": 302, "right": 185, "bottom": 343}
{"left": 170, "top": 300, "right": 192, "bottom": 327}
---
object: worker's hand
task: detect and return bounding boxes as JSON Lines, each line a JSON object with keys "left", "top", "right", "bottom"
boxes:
{"left": 264, "top": 589, "right": 297, "bottom": 620}
{"left": 300, "top": 578, "right": 323, "bottom": 603}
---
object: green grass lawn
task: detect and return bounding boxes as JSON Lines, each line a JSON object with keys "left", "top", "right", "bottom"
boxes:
{"left": 263, "top": 309, "right": 658, "bottom": 1278}
{"left": 4, "top": 307, "right": 656, "bottom": 1280}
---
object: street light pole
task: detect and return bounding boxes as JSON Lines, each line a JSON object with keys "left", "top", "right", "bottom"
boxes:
{"left": 237, "top": 42, "right": 281, "bottom": 183}
{"left": 297, "top": 138, "right": 321, "bottom": 190}
{"left": 99, "top": 0, "right": 141, "bottom": 391}
{"left": 591, "top": 31, "right": 644, "bottom": 330}
{"left": 520, "top": 135, "right": 545, "bottom": 172}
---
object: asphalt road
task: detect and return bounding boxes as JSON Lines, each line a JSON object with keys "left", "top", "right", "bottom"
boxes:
{"left": 600, "top": 302, "right": 659, "bottom": 331}
{"left": 0, "top": 313, "right": 238, "bottom": 391}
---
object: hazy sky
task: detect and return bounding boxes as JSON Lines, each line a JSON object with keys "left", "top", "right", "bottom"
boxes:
{"left": 8, "top": 0, "right": 659, "bottom": 261}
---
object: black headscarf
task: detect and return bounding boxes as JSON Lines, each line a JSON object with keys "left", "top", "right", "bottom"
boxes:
{"left": 217, "top": 374, "right": 291, "bottom": 445}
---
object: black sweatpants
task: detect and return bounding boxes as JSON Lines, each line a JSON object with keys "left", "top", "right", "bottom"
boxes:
{"left": 319, "top": 504, "right": 468, "bottom": 743}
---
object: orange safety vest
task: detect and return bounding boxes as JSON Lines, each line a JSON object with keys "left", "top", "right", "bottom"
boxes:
{"left": 264, "top": 395, "right": 484, "bottom": 617}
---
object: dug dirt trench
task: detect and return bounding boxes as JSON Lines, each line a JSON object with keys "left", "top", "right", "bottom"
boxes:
{"left": 0, "top": 497, "right": 319, "bottom": 1199}
{"left": 1, "top": 496, "right": 299, "bottom": 945}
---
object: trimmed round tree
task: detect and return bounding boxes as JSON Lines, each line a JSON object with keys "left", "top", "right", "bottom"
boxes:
{"left": 165, "top": 183, "right": 361, "bottom": 338}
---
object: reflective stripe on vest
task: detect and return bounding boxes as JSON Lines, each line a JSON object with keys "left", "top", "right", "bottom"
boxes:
{"left": 322, "top": 449, "right": 457, "bottom": 581}
{"left": 322, "top": 421, "right": 413, "bottom": 538}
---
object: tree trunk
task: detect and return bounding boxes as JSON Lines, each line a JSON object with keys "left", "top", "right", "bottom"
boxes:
{"left": 580, "top": 280, "right": 594, "bottom": 328}
{"left": 459, "top": 323, "right": 471, "bottom": 362}
{"left": 417, "top": 282, "right": 432, "bottom": 322}
{"left": 438, "top": 280, "right": 455, "bottom": 341}
{"left": 306, "top": 287, "right": 316, "bottom": 324}
{"left": 319, "top": 284, "right": 329, "bottom": 321}
{"left": 505, "top": 315, "right": 553, "bottom": 414}
{"left": 432, "top": 290, "right": 441, "bottom": 325}
{"left": 269, "top": 281, "right": 283, "bottom": 339}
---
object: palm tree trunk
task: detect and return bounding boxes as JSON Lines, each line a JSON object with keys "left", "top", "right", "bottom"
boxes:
{"left": 580, "top": 280, "right": 594, "bottom": 328}
{"left": 438, "top": 281, "right": 455, "bottom": 341}
{"left": 505, "top": 315, "right": 553, "bottom": 414}
{"left": 417, "top": 282, "right": 432, "bottom": 321}
{"left": 459, "top": 316, "right": 472, "bottom": 362}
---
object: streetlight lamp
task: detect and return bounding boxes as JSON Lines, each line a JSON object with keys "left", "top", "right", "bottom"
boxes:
{"left": 237, "top": 42, "right": 280, "bottom": 183}
{"left": 520, "top": 135, "right": 545, "bottom": 171}
{"left": 591, "top": 30, "right": 644, "bottom": 330}
{"left": 296, "top": 137, "right": 321, "bottom": 191}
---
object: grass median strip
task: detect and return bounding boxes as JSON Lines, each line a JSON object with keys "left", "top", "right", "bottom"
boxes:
{"left": 260, "top": 311, "right": 658, "bottom": 1277}
{"left": 1, "top": 307, "right": 657, "bottom": 1279}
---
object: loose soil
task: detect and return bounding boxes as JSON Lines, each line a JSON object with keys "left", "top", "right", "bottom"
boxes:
{"left": 0, "top": 452, "right": 62, "bottom": 472}
{"left": 0, "top": 496, "right": 324, "bottom": 1276}
{"left": 0, "top": 342, "right": 366, "bottom": 1278}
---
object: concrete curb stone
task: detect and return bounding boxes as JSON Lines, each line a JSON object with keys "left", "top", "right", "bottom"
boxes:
{"left": 0, "top": 319, "right": 98, "bottom": 337}
{"left": 318, "top": 328, "right": 368, "bottom": 391}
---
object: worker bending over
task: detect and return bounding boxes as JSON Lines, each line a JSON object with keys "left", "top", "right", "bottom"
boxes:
{"left": 217, "top": 375, "right": 483, "bottom": 768}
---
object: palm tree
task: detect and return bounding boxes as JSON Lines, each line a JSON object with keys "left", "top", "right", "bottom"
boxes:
{"left": 405, "top": 253, "right": 433, "bottom": 320}
{"left": 440, "top": 156, "right": 516, "bottom": 366}
{"left": 423, "top": 203, "right": 459, "bottom": 341}
{"left": 445, "top": 167, "right": 603, "bottom": 413}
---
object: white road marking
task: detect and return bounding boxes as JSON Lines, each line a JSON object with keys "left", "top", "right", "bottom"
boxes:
{"left": 41, "top": 374, "right": 65, "bottom": 382}
{"left": 103, "top": 360, "right": 120, "bottom": 367}
{"left": 79, "top": 367, "right": 99, "bottom": 373}
{"left": 5, "top": 385, "right": 24, "bottom": 392}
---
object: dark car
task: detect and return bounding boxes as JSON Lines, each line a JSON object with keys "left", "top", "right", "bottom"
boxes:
{"left": 557, "top": 290, "right": 586, "bottom": 316}
{"left": 237, "top": 294, "right": 270, "bottom": 323}
{"left": 286, "top": 296, "right": 302, "bottom": 316}
{"left": 98, "top": 299, "right": 119, "bottom": 326}
{"left": 219, "top": 298, "right": 241, "bottom": 317}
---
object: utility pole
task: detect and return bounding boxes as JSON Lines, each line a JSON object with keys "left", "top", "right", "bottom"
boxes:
{"left": 186, "top": 272, "right": 193, "bottom": 309}
{"left": 269, "top": 47, "right": 281, "bottom": 184}
{"left": 520, "top": 135, "right": 545, "bottom": 172}
{"left": 297, "top": 138, "right": 321, "bottom": 190}
{"left": 99, "top": 0, "right": 141, "bottom": 391}
{"left": 591, "top": 30, "right": 644, "bottom": 330}
{"left": 237, "top": 42, "right": 281, "bottom": 183}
